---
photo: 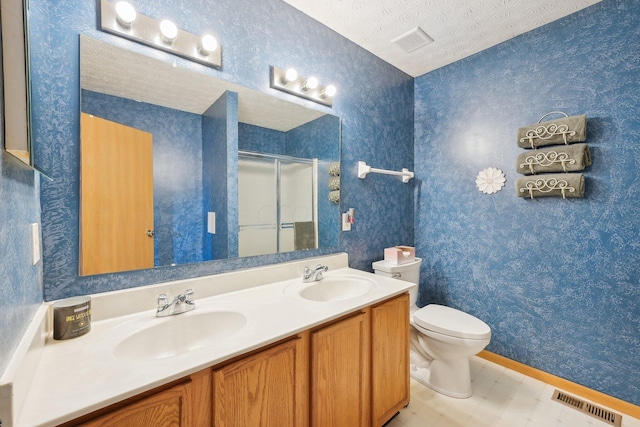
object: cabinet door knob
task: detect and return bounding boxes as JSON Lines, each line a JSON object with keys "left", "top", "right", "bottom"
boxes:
{"left": 147, "top": 230, "right": 155, "bottom": 237}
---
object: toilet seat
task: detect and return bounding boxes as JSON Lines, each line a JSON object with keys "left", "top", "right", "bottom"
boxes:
{"left": 413, "top": 304, "right": 490, "bottom": 340}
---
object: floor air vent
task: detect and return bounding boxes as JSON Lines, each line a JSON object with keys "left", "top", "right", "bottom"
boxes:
{"left": 552, "top": 390, "right": 622, "bottom": 427}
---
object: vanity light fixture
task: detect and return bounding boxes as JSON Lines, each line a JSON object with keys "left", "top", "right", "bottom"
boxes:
{"left": 321, "top": 84, "right": 337, "bottom": 98}
{"left": 198, "top": 34, "right": 218, "bottom": 56}
{"left": 114, "top": 1, "right": 136, "bottom": 28}
{"left": 302, "top": 76, "right": 318, "bottom": 91}
{"left": 283, "top": 68, "right": 298, "bottom": 84}
{"left": 99, "top": 0, "right": 221, "bottom": 68}
{"left": 270, "top": 66, "right": 336, "bottom": 107}
{"left": 159, "top": 19, "right": 178, "bottom": 44}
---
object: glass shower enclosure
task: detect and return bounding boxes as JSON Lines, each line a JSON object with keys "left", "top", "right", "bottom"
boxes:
{"left": 238, "top": 151, "right": 318, "bottom": 257}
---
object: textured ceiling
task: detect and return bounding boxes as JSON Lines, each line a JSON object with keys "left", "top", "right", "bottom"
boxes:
{"left": 281, "top": 0, "right": 603, "bottom": 77}
{"left": 81, "top": 1, "right": 604, "bottom": 118}
{"left": 80, "top": 36, "right": 325, "bottom": 131}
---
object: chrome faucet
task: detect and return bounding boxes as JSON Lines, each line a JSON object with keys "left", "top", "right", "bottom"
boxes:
{"left": 156, "top": 289, "right": 195, "bottom": 317}
{"left": 303, "top": 264, "right": 329, "bottom": 282}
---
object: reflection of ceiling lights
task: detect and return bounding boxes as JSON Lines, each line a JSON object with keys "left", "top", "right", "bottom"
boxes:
{"left": 270, "top": 66, "right": 337, "bottom": 107}
{"left": 322, "top": 85, "right": 337, "bottom": 98}
{"left": 100, "top": 0, "right": 221, "bottom": 68}
{"left": 302, "top": 76, "right": 318, "bottom": 91}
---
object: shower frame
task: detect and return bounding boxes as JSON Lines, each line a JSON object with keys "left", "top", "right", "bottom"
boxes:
{"left": 238, "top": 150, "right": 318, "bottom": 255}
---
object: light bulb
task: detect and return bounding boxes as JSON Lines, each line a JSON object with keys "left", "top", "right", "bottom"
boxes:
{"left": 284, "top": 68, "right": 298, "bottom": 83}
{"left": 322, "top": 84, "right": 337, "bottom": 98}
{"left": 160, "top": 20, "right": 178, "bottom": 44}
{"left": 198, "top": 35, "right": 218, "bottom": 55}
{"left": 303, "top": 76, "right": 318, "bottom": 91}
{"left": 115, "top": 1, "right": 136, "bottom": 28}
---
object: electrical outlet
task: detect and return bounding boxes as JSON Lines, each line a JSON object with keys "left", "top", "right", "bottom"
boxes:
{"left": 342, "top": 213, "right": 351, "bottom": 231}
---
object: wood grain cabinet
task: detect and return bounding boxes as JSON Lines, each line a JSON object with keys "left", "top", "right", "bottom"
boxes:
{"left": 371, "top": 293, "right": 410, "bottom": 426}
{"left": 71, "top": 382, "right": 193, "bottom": 427}
{"left": 310, "top": 311, "right": 370, "bottom": 427}
{"left": 212, "top": 337, "right": 307, "bottom": 427}
{"left": 65, "top": 293, "right": 409, "bottom": 427}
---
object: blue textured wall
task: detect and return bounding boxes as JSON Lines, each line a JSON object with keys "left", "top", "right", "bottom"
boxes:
{"left": 29, "top": 0, "right": 413, "bottom": 300}
{"left": 414, "top": 0, "right": 639, "bottom": 406}
{"left": 224, "top": 93, "right": 240, "bottom": 259}
{"left": 0, "top": 68, "right": 43, "bottom": 375}
{"left": 202, "top": 91, "right": 238, "bottom": 260}
{"left": 0, "top": 152, "right": 42, "bottom": 375}
{"left": 81, "top": 90, "right": 205, "bottom": 266}
{"left": 286, "top": 115, "right": 341, "bottom": 248}
{"left": 238, "top": 123, "right": 286, "bottom": 154}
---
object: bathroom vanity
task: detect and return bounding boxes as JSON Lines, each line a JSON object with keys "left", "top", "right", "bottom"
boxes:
{"left": 60, "top": 293, "right": 408, "bottom": 427}
{"left": 4, "top": 254, "right": 412, "bottom": 427}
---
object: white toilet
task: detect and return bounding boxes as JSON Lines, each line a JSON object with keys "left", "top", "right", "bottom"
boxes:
{"left": 373, "top": 258, "right": 491, "bottom": 399}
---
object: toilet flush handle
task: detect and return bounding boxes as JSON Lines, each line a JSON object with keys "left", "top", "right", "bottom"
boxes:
{"left": 392, "top": 273, "right": 402, "bottom": 279}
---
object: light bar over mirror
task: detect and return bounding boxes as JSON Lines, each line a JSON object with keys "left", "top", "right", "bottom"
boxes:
{"left": 99, "top": 0, "right": 222, "bottom": 68}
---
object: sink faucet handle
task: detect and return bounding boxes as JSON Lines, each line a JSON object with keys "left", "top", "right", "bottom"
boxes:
{"left": 314, "top": 264, "right": 328, "bottom": 281}
{"left": 303, "top": 265, "right": 328, "bottom": 282}
{"left": 156, "top": 294, "right": 169, "bottom": 316}
{"left": 184, "top": 289, "right": 195, "bottom": 302}
{"left": 157, "top": 293, "right": 168, "bottom": 307}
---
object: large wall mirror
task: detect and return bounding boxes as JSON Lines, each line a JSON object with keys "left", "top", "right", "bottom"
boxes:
{"left": 79, "top": 35, "right": 340, "bottom": 276}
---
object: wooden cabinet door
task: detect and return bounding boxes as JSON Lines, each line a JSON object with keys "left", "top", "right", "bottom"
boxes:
{"left": 310, "top": 312, "right": 370, "bottom": 427}
{"left": 212, "top": 337, "right": 307, "bottom": 427}
{"left": 371, "top": 293, "right": 410, "bottom": 426}
{"left": 78, "top": 382, "right": 192, "bottom": 427}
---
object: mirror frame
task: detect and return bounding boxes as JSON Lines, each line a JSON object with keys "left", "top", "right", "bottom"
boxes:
{"left": 1, "top": 0, "right": 32, "bottom": 167}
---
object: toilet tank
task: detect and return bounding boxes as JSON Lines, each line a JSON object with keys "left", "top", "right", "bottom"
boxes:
{"left": 372, "top": 258, "right": 422, "bottom": 306}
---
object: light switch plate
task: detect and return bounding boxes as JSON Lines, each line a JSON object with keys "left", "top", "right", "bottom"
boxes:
{"left": 207, "top": 212, "right": 216, "bottom": 234}
{"left": 31, "top": 223, "right": 41, "bottom": 265}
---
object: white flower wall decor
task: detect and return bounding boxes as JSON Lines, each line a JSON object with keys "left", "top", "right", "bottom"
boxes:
{"left": 476, "top": 167, "right": 506, "bottom": 194}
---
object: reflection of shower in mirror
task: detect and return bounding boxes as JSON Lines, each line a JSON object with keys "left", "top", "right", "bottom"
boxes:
{"left": 238, "top": 152, "right": 318, "bottom": 257}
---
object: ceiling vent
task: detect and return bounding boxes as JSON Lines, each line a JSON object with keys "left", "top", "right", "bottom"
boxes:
{"left": 391, "top": 26, "right": 434, "bottom": 52}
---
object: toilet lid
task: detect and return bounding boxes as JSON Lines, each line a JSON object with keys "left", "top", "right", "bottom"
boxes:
{"left": 413, "top": 304, "right": 491, "bottom": 340}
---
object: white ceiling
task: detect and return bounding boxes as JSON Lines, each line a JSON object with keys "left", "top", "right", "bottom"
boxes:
{"left": 81, "top": 36, "right": 325, "bottom": 131}
{"left": 81, "top": 1, "right": 604, "bottom": 123}
{"left": 281, "top": 0, "right": 603, "bottom": 77}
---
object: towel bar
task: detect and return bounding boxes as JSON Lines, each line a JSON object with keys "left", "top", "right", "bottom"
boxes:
{"left": 357, "top": 161, "right": 414, "bottom": 183}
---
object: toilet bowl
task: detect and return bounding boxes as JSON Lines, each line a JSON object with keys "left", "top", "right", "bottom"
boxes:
{"left": 372, "top": 258, "right": 491, "bottom": 399}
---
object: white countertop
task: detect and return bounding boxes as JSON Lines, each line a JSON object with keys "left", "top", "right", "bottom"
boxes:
{"left": 9, "top": 254, "right": 413, "bottom": 427}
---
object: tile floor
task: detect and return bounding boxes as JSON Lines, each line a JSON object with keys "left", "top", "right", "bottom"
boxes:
{"left": 386, "top": 356, "right": 640, "bottom": 427}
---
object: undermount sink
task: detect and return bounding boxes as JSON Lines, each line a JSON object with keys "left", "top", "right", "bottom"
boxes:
{"left": 298, "top": 275, "right": 373, "bottom": 302}
{"left": 114, "top": 311, "right": 246, "bottom": 361}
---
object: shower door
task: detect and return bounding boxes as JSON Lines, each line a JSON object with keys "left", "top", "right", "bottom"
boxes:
{"left": 238, "top": 152, "right": 317, "bottom": 257}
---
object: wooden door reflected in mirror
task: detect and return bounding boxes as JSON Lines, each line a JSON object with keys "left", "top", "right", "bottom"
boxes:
{"left": 80, "top": 113, "right": 154, "bottom": 275}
